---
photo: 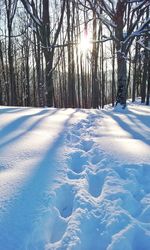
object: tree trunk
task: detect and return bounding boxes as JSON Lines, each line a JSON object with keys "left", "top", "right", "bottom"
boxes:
{"left": 92, "top": 9, "right": 99, "bottom": 108}
{"left": 44, "top": 52, "right": 54, "bottom": 107}
{"left": 116, "top": 52, "right": 127, "bottom": 107}
{"left": 111, "top": 41, "right": 115, "bottom": 106}
{"left": 101, "top": 41, "right": 104, "bottom": 108}
{"left": 132, "top": 43, "right": 139, "bottom": 102}
{"left": 141, "top": 40, "right": 148, "bottom": 103}
{"left": 0, "top": 40, "right": 6, "bottom": 105}
{"left": 127, "top": 50, "right": 131, "bottom": 99}
{"left": 8, "top": 30, "right": 16, "bottom": 105}
{"left": 146, "top": 58, "right": 150, "bottom": 105}
{"left": 25, "top": 39, "right": 30, "bottom": 106}
{"left": 114, "top": 0, "right": 127, "bottom": 107}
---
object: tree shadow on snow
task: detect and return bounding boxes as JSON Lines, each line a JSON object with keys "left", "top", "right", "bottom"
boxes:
{"left": 104, "top": 110, "right": 150, "bottom": 146}
{"left": 0, "top": 110, "right": 76, "bottom": 250}
{"left": 0, "top": 109, "right": 58, "bottom": 149}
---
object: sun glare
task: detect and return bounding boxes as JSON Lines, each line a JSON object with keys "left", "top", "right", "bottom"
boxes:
{"left": 79, "top": 34, "right": 91, "bottom": 54}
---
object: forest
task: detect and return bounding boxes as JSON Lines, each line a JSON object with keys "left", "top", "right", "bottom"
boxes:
{"left": 0, "top": 0, "right": 150, "bottom": 109}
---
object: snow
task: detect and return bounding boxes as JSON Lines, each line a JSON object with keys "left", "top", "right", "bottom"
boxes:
{"left": 0, "top": 102, "right": 150, "bottom": 250}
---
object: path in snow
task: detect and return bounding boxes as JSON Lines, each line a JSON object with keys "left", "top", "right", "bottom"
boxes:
{"left": 0, "top": 103, "right": 150, "bottom": 250}
{"left": 47, "top": 105, "right": 150, "bottom": 250}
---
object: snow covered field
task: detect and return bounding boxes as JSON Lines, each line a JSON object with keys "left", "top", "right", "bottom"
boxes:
{"left": 0, "top": 101, "right": 150, "bottom": 250}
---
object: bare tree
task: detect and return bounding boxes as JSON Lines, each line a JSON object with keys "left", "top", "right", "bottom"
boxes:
{"left": 79, "top": 0, "right": 150, "bottom": 107}
{"left": 5, "top": 0, "right": 18, "bottom": 105}
{"left": 21, "top": 0, "right": 66, "bottom": 106}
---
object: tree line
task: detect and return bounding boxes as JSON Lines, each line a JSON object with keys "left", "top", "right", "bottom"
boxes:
{"left": 0, "top": 0, "right": 150, "bottom": 108}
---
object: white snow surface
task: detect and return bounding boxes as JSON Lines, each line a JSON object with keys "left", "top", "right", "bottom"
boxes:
{"left": 0, "top": 101, "right": 150, "bottom": 250}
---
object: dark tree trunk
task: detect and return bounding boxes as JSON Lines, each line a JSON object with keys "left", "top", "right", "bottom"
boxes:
{"left": 44, "top": 52, "right": 54, "bottom": 107}
{"left": 92, "top": 9, "right": 99, "bottom": 108}
{"left": 116, "top": 53, "right": 127, "bottom": 107}
{"left": 25, "top": 40, "right": 30, "bottom": 106}
{"left": 141, "top": 40, "right": 148, "bottom": 103}
{"left": 146, "top": 58, "right": 150, "bottom": 105}
{"left": 8, "top": 27, "right": 16, "bottom": 106}
{"left": 0, "top": 79, "right": 2, "bottom": 105}
{"left": 101, "top": 42, "right": 104, "bottom": 108}
{"left": 132, "top": 43, "right": 139, "bottom": 102}
{"left": 114, "top": 0, "right": 127, "bottom": 108}
{"left": 127, "top": 50, "right": 131, "bottom": 99}
{"left": 112, "top": 41, "right": 115, "bottom": 106}
{"left": 0, "top": 40, "right": 6, "bottom": 105}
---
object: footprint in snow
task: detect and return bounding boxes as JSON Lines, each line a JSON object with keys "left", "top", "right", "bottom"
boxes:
{"left": 54, "top": 184, "right": 75, "bottom": 218}
{"left": 67, "top": 151, "right": 88, "bottom": 174}
{"left": 90, "top": 148, "right": 103, "bottom": 165}
{"left": 91, "top": 155, "right": 103, "bottom": 165}
{"left": 88, "top": 171, "right": 106, "bottom": 198}
{"left": 67, "top": 169, "right": 83, "bottom": 180}
{"left": 115, "top": 164, "right": 150, "bottom": 203}
{"left": 66, "top": 132, "right": 80, "bottom": 144}
{"left": 80, "top": 139, "right": 94, "bottom": 153}
{"left": 139, "top": 194, "right": 150, "bottom": 223}
{"left": 49, "top": 208, "right": 67, "bottom": 244}
{"left": 141, "top": 164, "right": 150, "bottom": 194}
{"left": 131, "top": 224, "right": 150, "bottom": 250}
{"left": 26, "top": 207, "right": 67, "bottom": 247}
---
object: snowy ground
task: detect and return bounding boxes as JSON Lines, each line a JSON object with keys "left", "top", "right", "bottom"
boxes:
{"left": 0, "top": 101, "right": 150, "bottom": 250}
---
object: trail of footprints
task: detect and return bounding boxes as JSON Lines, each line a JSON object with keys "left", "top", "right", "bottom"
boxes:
{"left": 49, "top": 116, "right": 150, "bottom": 249}
{"left": 48, "top": 117, "right": 100, "bottom": 245}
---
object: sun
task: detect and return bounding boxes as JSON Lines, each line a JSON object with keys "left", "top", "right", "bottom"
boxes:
{"left": 79, "top": 33, "right": 91, "bottom": 54}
